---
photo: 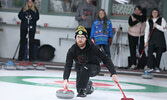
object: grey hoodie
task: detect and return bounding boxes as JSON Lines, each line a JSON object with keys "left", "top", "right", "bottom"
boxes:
{"left": 75, "top": 0, "right": 97, "bottom": 28}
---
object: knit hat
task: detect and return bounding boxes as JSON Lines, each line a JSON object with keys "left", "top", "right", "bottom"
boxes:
{"left": 27, "top": 0, "right": 35, "bottom": 2}
{"left": 75, "top": 26, "right": 88, "bottom": 39}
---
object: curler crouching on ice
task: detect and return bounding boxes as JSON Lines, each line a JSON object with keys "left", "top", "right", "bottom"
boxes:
{"left": 63, "top": 26, "right": 118, "bottom": 97}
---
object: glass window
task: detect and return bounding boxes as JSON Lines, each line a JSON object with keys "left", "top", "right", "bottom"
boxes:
{"left": 48, "top": 0, "right": 99, "bottom": 13}
{"left": 0, "top": 0, "right": 42, "bottom": 10}
{"left": 111, "top": 0, "right": 163, "bottom": 16}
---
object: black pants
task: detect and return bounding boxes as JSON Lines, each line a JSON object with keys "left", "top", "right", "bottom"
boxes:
{"left": 18, "top": 29, "right": 35, "bottom": 61}
{"left": 147, "top": 44, "right": 163, "bottom": 69}
{"left": 76, "top": 64, "right": 100, "bottom": 91}
{"left": 128, "top": 34, "right": 147, "bottom": 69}
{"left": 85, "top": 28, "right": 91, "bottom": 38}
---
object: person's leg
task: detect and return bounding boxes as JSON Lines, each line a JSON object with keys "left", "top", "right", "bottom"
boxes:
{"left": 29, "top": 30, "right": 35, "bottom": 61}
{"left": 138, "top": 36, "right": 147, "bottom": 69}
{"left": 102, "top": 44, "right": 111, "bottom": 58}
{"left": 128, "top": 34, "right": 137, "bottom": 68}
{"left": 147, "top": 45, "right": 155, "bottom": 70}
{"left": 76, "top": 66, "right": 90, "bottom": 97}
{"left": 18, "top": 29, "right": 27, "bottom": 61}
{"left": 155, "top": 48, "right": 163, "bottom": 72}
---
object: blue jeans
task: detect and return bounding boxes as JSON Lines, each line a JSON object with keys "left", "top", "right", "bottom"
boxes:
{"left": 97, "top": 44, "right": 111, "bottom": 58}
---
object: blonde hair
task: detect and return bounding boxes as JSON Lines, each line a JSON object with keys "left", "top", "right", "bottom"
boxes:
{"left": 23, "top": 1, "right": 36, "bottom": 13}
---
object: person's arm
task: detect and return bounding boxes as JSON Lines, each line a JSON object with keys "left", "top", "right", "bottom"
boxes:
{"left": 63, "top": 48, "right": 74, "bottom": 88}
{"left": 18, "top": 8, "right": 26, "bottom": 20}
{"left": 128, "top": 15, "right": 139, "bottom": 26}
{"left": 108, "top": 20, "right": 113, "bottom": 45}
{"left": 75, "top": 5, "right": 82, "bottom": 21}
{"left": 96, "top": 46, "right": 116, "bottom": 76}
{"left": 63, "top": 48, "right": 74, "bottom": 80}
{"left": 144, "top": 20, "right": 150, "bottom": 45}
{"left": 109, "top": 20, "right": 113, "bottom": 38}
{"left": 90, "top": 21, "right": 96, "bottom": 39}
{"left": 155, "top": 18, "right": 167, "bottom": 32}
{"left": 96, "top": 46, "right": 118, "bottom": 82}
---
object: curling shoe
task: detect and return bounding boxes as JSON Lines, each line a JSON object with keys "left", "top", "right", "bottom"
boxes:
{"left": 77, "top": 89, "right": 87, "bottom": 97}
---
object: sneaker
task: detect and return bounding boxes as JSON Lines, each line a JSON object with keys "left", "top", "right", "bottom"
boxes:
{"left": 86, "top": 81, "right": 94, "bottom": 94}
{"left": 77, "top": 89, "right": 87, "bottom": 97}
{"left": 155, "top": 67, "right": 160, "bottom": 72}
{"left": 130, "top": 65, "right": 136, "bottom": 69}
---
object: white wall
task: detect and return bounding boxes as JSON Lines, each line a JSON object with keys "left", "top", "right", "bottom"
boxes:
{"left": 0, "top": 11, "right": 167, "bottom": 70}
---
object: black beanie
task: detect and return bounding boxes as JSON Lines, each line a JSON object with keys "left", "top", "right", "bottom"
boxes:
{"left": 27, "top": 0, "right": 35, "bottom": 2}
{"left": 75, "top": 26, "right": 88, "bottom": 39}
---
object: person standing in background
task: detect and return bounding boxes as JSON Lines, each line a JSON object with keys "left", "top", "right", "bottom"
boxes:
{"left": 90, "top": 9, "right": 113, "bottom": 59}
{"left": 144, "top": 8, "right": 167, "bottom": 72}
{"left": 128, "top": 5, "right": 147, "bottom": 70}
{"left": 75, "top": 0, "right": 97, "bottom": 38}
{"left": 18, "top": 0, "right": 39, "bottom": 61}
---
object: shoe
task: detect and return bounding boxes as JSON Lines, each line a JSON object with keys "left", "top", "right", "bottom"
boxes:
{"left": 130, "top": 65, "right": 136, "bottom": 69}
{"left": 77, "top": 89, "right": 87, "bottom": 97}
{"left": 155, "top": 67, "right": 160, "bottom": 72}
{"left": 86, "top": 81, "right": 94, "bottom": 94}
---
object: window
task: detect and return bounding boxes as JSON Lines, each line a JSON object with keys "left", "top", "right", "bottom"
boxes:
{"left": 48, "top": 0, "right": 99, "bottom": 13}
{"left": 0, "top": 0, "right": 42, "bottom": 10}
{"left": 111, "top": 0, "right": 163, "bottom": 16}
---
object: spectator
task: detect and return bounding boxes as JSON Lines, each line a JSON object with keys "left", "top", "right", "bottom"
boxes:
{"left": 144, "top": 8, "right": 167, "bottom": 72}
{"left": 128, "top": 5, "right": 147, "bottom": 69}
{"left": 90, "top": 9, "right": 113, "bottom": 59}
{"left": 75, "top": 0, "right": 97, "bottom": 38}
{"left": 63, "top": 26, "right": 118, "bottom": 98}
{"left": 18, "top": 0, "right": 39, "bottom": 61}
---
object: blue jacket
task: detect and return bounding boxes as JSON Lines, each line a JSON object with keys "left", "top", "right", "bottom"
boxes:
{"left": 90, "top": 19, "right": 113, "bottom": 45}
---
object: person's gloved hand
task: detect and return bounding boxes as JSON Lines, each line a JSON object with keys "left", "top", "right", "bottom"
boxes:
{"left": 108, "top": 37, "right": 112, "bottom": 45}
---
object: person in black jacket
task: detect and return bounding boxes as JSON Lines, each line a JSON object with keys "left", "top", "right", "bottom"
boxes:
{"left": 18, "top": 0, "right": 39, "bottom": 61}
{"left": 63, "top": 26, "right": 118, "bottom": 97}
{"left": 144, "top": 8, "right": 167, "bottom": 72}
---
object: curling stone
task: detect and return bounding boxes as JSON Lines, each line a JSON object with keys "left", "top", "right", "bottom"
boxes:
{"left": 4, "top": 61, "right": 16, "bottom": 70}
{"left": 35, "top": 63, "right": 46, "bottom": 70}
{"left": 56, "top": 86, "right": 74, "bottom": 99}
{"left": 141, "top": 71, "right": 153, "bottom": 79}
{"left": 26, "top": 62, "right": 35, "bottom": 70}
{"left": 16, "top": 62, "right": 27, "bottom": 70}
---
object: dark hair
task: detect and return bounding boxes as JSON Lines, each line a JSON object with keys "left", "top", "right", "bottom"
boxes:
{"left": 134, "top": 5, "right": 142, "bottom": 11}
{"left": 150, "top": 8, "right": 160, "bottom": 19}
{"left": 97, "top": 9, "right": 108, "bottom": 33}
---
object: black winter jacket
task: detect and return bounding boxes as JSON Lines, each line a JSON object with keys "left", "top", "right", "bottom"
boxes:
{"left": 63, "top": 40, "right": 116, "bottom": 80}
{"left": 18, "top": 7, "right": 39, "bottom": 31}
